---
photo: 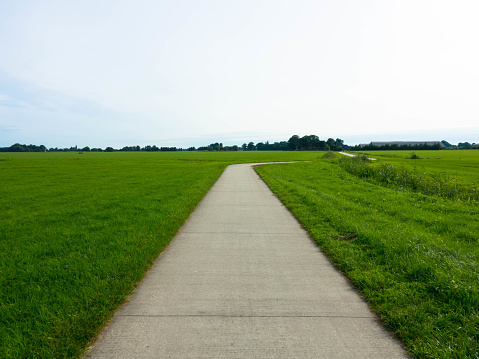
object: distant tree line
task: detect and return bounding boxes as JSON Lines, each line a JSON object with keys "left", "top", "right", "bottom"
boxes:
{"left": 0, "top": 136, "right": 346, "bottom": 153}
{"left": 197, "top": 143, "right": 239, "bottom": 151}
{"left": 3, "top": 137, "right": 477, "bottom": 153}
{"left": 118, "top": 145, "right": 181, "bottom": 152}
{"left": 450, "top": 142, "right": 476, "bottom": 149}
{"left": 46, "top": 145, "right": 184, "bottom": 152}
{"left": 31, "top": 135, "right": 479, "bottom": 153}
{"left": 241, "top": 141, "right": 289, "bottom": 151}
{"left": 197, "top": 136, "right": 345, "bottom": 152}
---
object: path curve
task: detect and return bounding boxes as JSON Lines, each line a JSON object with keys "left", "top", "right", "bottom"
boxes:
{"left": 85, "top": 162, "right": 406, "bottom": 358}
{"left": 339, "top": 151, "right": 377, "bottom": 160}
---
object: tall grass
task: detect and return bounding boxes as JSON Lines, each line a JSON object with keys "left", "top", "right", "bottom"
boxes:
{"left": 353, "top": 150, "right": 479, "bottom": 189}
{"left": 256, "top": 159, "right": 479, "bottom": 358}
{"left": 338, "top": 155, "right": 478, "bottom": 201}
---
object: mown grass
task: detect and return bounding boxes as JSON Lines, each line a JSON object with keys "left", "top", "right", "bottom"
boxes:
{"left": 256, "top": 157, "right": 479, "bottom": 358}
{"left": 0, "top": 151, "right": 319, "bottom": 358}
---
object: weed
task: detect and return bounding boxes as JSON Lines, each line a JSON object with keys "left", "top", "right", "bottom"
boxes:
{"left": 410, "top": 152, "right": 420, "bottom": 159}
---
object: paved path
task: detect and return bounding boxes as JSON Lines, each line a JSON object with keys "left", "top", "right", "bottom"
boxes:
{"left": 85, "top": 163, "right": 407, "bottom": 358}
{"left": 339, "top": 151, "right": 377, "bottom": 160}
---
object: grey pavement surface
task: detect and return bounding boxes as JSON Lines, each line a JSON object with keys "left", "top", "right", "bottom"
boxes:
{"left": 85, "top": 163, "right": 407, "bottom": 358}
{"left": 339, "top": 152, "right": 377, "bottom": 160}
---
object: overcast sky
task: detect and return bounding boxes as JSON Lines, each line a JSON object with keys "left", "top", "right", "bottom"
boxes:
{"left": 1, "top": 0, "right": 478, "bottom": 148}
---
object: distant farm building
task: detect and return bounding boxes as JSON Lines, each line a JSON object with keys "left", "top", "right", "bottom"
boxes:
{"left": 360, "top": 141, "right": 445, "bottom": 148}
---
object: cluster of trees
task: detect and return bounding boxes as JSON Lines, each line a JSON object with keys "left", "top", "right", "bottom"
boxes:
{"left": 199, "top": 136, "right": 345, "bottom": 152}
{"left": 0, "top": 143, "right": 47, "bottom": 152}
{"left": 286, "top": 136, "right": 344, "bottom": 151}
{"left": 197, "top": 143, "right": 239, "bottom": 151}
{"left": 442, "top": 141, "right": 477, "bottom": 149}
{"left": 48, "top": 145, "right": 101, "bottom": 152}
{"left": 241, "top": 141, "right": 289, "bottom": 151}
{"left": 457, "top": 142, "right": 475, "bottom": 149}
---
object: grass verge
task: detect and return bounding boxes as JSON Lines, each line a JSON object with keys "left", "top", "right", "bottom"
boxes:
{"left": 349, "top": 150, "right": 479, "bottom": 190}
{"left": 256, "top": 160, "right": 479, "bottom": 359}
{"left": 338, "top": 155, "right": 479, "bottom": 201}
{"left": 0, "top": 151, "right": 319, "bottom": 358}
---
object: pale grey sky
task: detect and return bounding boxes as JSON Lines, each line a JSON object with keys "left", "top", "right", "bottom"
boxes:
{"left": 1, "top": 0, "right": 478, "bottom": 148}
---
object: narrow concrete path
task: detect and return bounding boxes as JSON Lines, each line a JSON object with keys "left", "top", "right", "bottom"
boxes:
{"left": 85, "top": 163, "right": 407, "bottom": 358}
{"left": 339, "top": 151, "right": 377, "bottom": 160}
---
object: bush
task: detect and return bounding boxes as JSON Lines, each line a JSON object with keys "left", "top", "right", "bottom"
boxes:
{"left": 322, "top": 151, "right": 338, "bottom": 159}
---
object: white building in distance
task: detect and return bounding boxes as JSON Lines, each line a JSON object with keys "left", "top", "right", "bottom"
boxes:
{"left": 360, "top": 141, "right": 445, "bottom": 148}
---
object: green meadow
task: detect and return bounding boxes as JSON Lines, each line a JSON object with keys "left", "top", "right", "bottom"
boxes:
{"left": 256, "top": 150, "right": 479, "bottom": 359}
{"left": 0, "top": 151, "right": 319, "bottom": 358}
{"left": 352, "top": 150, "right": 479, "bottom": 190}
{"left": 2, "top": 150, "right": 478, "bottom": 358}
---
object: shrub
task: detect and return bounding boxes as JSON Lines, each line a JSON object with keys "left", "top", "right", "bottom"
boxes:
{"left": 322, "top": 151, "right": 338, "bottom": 159}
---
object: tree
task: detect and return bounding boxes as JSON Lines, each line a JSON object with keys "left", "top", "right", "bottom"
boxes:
{"left": 300, "top": 135, "right": 311, "bottom": 150}
{"left": 309, "top": 135, "right": 321, "bottom": 150}
{"left": 275, "top": 141, "right": 289, "bottom": 151}
{"left": 326, "top": 138, "right": 335, "bottom": 149}
{"left": 9, "top": 143, "right": 27, "bottom": 152}
{"left": 256, "top": 142, "right": 265, "bottom": 151}
{"left": 458, "top": 142, "right": 472, "bottom": 149}
{"left": 327, "top": 138, "right": 342, "bottom": 151}
{"left": 288, "top": 135, "right": 300, "bottom": 150}
{"left": 335, "top": 138, "right": 344, "bottom": 149}
{"left": 321, "top": 141, "right": 330, "bottom": 151}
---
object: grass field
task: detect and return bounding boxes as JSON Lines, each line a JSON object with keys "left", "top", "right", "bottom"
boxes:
{"left": 349, "top": 150, "right": 479, "bottom": 190}
{"left": 256, "top": 150, "right": 479, "bottom": 359}
{"left": 0, "top": 151, "right": 319, "bottom": 358}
